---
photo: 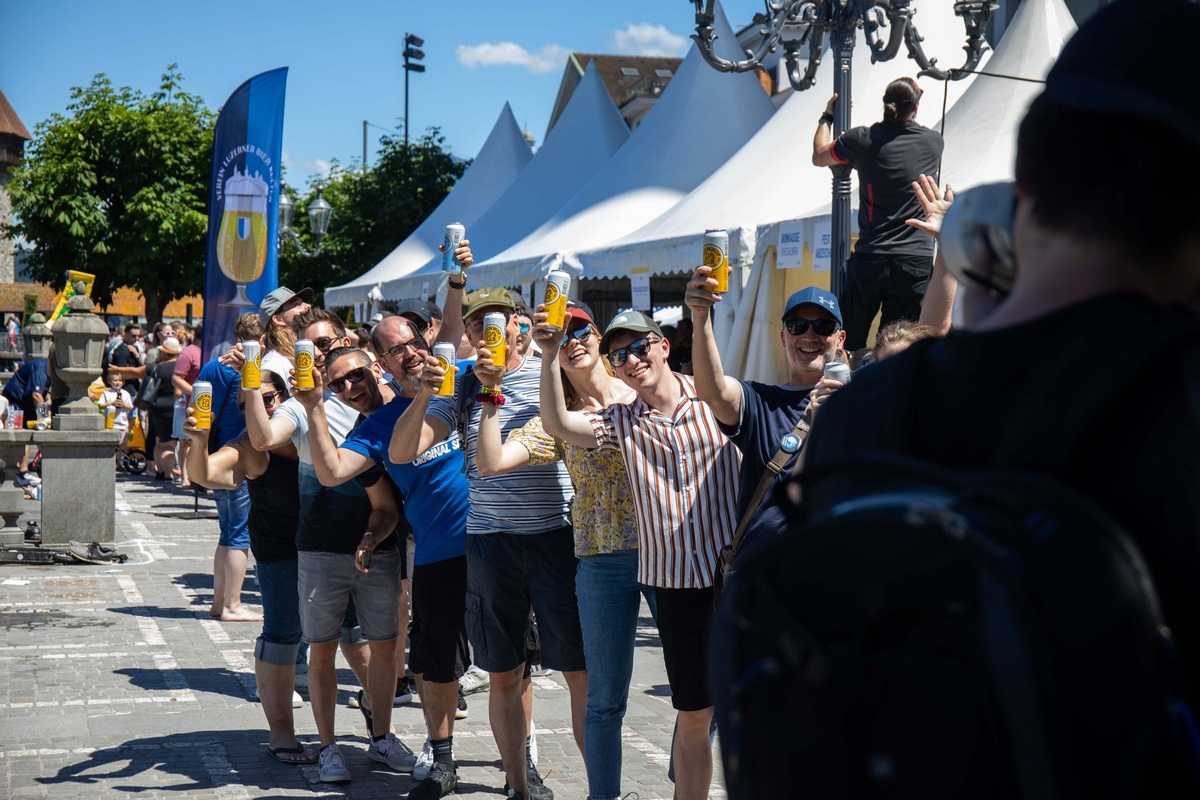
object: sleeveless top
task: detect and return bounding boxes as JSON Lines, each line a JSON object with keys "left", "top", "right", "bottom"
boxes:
{"left": 247, "top": 452, "right": 301, "bottom": 563}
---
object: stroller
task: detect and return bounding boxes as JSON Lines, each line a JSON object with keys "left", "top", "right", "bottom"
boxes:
{"left": 117, "top": 414, "right": 149, "bottom": 475}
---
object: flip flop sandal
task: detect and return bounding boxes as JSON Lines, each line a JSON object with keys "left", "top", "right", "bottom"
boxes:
{"left": 267, "top": 745, "right": 317, "bottom": 765}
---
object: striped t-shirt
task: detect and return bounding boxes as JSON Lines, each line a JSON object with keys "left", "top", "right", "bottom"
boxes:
{"left": 427, "top": 355, "right": 573, "bottom": 535}
{"left": 588, "top": 374, "right": 741, "bottom": 589}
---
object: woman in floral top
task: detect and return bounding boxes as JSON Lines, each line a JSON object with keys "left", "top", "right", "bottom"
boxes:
{"left": 475, "top": 302, "right": 656, "bottom": 800}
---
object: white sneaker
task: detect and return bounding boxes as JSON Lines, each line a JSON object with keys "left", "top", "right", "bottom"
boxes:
{"left": 294, "top": 671, "right": 309, "bottom": 690}
{"left": 460, "top": 665, "right": 490, "bottom": 695}
{"left": 530, "top": 664, "right": 554, "bottom": 677}
{"left": 249, "top": 686, "right": 303, "bottom": 708}
{"left": 412, "top": 737, "right": 434, "bottom": 780}
{"left": 529, "top": 718, "right": 538, "bottom": 767}
{"left": 367, "top": 731, "right": 418, "bottom": 773}
{"left": 318, "top": 743, "right": 352, "bottom": 783}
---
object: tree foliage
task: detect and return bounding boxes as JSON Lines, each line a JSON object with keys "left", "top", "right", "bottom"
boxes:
{"left": 280, "top": 128, "right": 467, "bottom": 306}
{"left": 5, "top": 66, "right": 213, "bottom": 323}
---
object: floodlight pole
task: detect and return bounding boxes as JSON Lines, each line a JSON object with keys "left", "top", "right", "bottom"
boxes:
{"left": 403, "top": 32, "right": 426, "bottom": 145}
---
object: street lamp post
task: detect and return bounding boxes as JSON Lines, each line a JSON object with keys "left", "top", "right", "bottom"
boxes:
{"left": 403, "top": 32, "right": 426, "bottom": 145}
{"left": 686, "top": 0, "right": 995, "bottom": 296}
{"left": 278, "top": 181, "right": 333, "bottom": 258}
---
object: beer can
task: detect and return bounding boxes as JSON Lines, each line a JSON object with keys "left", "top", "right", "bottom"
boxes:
{"left": 481, "top": 312, "right": 507, "bottom": 372}
{"left": 823, "top": 360, "right": 852, "bottom": 384}
{"left": 432, "top": 342, "right": 457, "bottom": 397}
{"left": 543, "top": 270, "right": 572, "bottom": 331}
{"left": 294, "top": 339, "right": 316, "bottom": 391}
{"left": 702, "top": 229, "right": 730, "bottom": 293}
{"left": 192, "top": 381, "right": 214, "bottom": 430}
{"left": 441, "top": 222, "right": 466, "bottom": 273}
{"left": 240, "top": 340, "right": 262, "bottom": 390}
{"left": 105, "top": 405, "right": 117, "bottom": 430}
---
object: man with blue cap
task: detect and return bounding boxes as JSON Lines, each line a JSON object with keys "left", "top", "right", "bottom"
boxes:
{"left": 685, "top": 277, "right": 847, "bottom": 565}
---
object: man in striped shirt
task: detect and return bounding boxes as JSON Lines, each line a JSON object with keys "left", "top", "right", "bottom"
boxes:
{"left": 539, "top": 309, "right": 741, "bottom": 800}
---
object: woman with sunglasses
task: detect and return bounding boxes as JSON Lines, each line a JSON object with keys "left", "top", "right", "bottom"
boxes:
{"left": 182, "top": 371, "right": 316, "bottom": 765}
{"left": 473, "top": 303, "right": 655, "bottom": 800}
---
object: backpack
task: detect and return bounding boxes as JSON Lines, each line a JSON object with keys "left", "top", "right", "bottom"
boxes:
{"left": 134, "top": 366, "right": 163, "bottom": 411}
{"left": 100, "top": 337, "right": 123, "bottom": 378}
{"left": 712, "top": 336, "right": 1200, "bottom": 800}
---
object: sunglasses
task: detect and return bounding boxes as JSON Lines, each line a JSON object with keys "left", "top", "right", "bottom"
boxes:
{"left": 518, "top": 322, "right": 532, "bottom": 335}
{"left": 606, "top": 336, "right": 660, "bottom": 368}
{"left": 238, "top": 390, "right": 284, "bottom": 413}
{"left": 327, "top": 366, "right": 371, "bottom": 393}
{"left": 783, "top": 317, "right": 840, "bottom": 337}
{"left": 313, "top": 337, "right": 340, "bottom": 353}
{"left": 560, "top": 326, "right": 594, "bottom": 348}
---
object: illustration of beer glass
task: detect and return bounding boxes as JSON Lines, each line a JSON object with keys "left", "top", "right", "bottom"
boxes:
{"left": 217, "top": 167, "right": 270, "bottom": 307}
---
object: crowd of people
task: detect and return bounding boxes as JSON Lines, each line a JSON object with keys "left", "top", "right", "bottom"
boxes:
{"left": 7, "top": 3, "right": 1194, "bottom": 797}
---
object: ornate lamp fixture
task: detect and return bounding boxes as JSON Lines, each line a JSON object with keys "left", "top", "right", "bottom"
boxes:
{"left": 278, "top": 182, "right": 333, "bottom": 258}
{"left": 687, "top": 0, "right": 996, "bottom": 293}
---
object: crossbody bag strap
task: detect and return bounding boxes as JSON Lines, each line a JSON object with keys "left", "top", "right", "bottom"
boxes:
{"left": 729, "top": 413, "right": 810, "bottom": 554}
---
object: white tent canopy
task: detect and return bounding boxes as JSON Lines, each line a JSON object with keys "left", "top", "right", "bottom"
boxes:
{"left": 381, "top": 62, "right": 630, "bottom": 301}
{"left": 466, "top": 0, "right": 776, "bottom": 289}
{"left": 727, "top": 0, "right": 1076, "bottom": 384}
{"left": 578, "top": 0, "right": 988, "bottom": 282}
{"left": 323, "top": 103, "right": 532, "bottom": 309}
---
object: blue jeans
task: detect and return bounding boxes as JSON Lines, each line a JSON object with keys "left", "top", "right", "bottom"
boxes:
{"left": 253, "top": 557, "right": 302, "bottom": 666}
{"left": 214, "top": 483, "right": 250, "bottom": 548}
{"left": 575, "top": 549, "right": 657, "bottom": 800}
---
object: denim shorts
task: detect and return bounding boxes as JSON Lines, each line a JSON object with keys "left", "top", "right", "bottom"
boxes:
{"left": 465, "top": 527, "right": 585, "bottom": 674}
{"left": 297, "top": 549, "right": 401, "bottom": 644}
{"left": 215, "top": 484, "right": 250, "bottom": 549}
{"left": 254, "top": 557, "right": 302, "bottom": 666}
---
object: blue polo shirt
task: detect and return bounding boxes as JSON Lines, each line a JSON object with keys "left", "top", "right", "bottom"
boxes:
{"left": 340, "top": 395, "right": 468, "bottom": 566}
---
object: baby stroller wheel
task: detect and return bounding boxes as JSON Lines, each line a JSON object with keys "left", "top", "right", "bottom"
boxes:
{"left": 122, "top": 448, "right": 148, "bottom": 475}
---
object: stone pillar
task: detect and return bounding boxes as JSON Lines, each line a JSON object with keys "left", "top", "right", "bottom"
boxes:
{"left": 33, "top": 430, "right": 118, "bottom": 547}
{"left": 51, "top": 282, "right": 108, "bottom": 432}
{"left": 23, "top": 313, "right": 52, "bottom": 360}
{"left": 0, "top": 431, "right": 32, "bottom": 546}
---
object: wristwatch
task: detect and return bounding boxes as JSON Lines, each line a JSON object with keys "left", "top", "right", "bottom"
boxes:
{"left": 447, "top": 276, "right": 467, "bottom": 290}
{"left": 819, "top": 112, "right": 834, "bottom": 126}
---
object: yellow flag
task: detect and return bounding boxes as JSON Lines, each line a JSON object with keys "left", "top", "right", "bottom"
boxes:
{"left": 47, "top": 270, "right": 97, "bottom": 323}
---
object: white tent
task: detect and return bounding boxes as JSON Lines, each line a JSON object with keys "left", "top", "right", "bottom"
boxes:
{"left": 381, "top": 62, "right": 630, "bottom": 301}
{"left": 727, "top": 0, "right": 1076, "bottom": 383}
{"left": 323, "top": 103, "right": 532, "bottom": 310}
{"left": 577, "top": 0, "right": 988, "bottom": 283}
{"left": 465, "top": 0, "right": 776, "bottom": 289}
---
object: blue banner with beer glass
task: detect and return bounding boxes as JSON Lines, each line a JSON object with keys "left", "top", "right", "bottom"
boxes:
{"left": 201, "top": 67, "right": 288, "bottom": 361}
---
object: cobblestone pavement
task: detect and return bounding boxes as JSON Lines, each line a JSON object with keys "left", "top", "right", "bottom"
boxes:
{"left": 0, "top": 473, "right": 726, "bottom": 800}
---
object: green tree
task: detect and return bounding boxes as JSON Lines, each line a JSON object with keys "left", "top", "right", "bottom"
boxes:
{"left": 5, "top": 66, "right": 213, "bottom": 323}
{"left": 280, "top": 128, "right": 467, "bottom": 306}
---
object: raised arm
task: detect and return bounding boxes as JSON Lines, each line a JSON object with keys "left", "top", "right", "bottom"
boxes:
{"left": 387, "top": 355, "right": 451, "bottom": 464}
{"left": 534, "top": 316, "right": 602, "bottom": 449}
{"left": 812, "top": 94, "right": 841, "bottom": 167}
{"left": 684, "top": 264, "right": 742, "bottom": 426}
{"left": 472, "top": 353, "right": 535, "bottom": 476}
{"left": 183, "top": 425, "right": 263, "bottom": 490}
{"left": 296, "top": 368, "right": 375, "bottom": 486}
{"left": 434, "top": 239, "right": 474, "bottom": 347}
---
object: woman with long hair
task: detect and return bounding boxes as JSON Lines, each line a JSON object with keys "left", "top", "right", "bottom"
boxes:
{"left": 473, "top": 304, "right": 654, "bottom": 800}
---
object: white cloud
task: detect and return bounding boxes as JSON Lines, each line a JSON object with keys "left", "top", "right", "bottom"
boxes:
{"left": 456, "top": 42, "right": 572, "bottom": 74}
{"left": 610, "top": 23, "right": 689, "bottom": 57}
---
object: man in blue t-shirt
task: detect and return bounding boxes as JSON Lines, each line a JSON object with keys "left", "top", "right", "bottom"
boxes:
{"left": 299, "top": 316, "right": 468, "bottom": 800}
{"left": 685, "top": 276, "right": 848, "bottom": 564}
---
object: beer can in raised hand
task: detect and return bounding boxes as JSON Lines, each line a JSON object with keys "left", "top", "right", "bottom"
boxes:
{"left": 823, "top": 360, "right": 852, "bottom": 384}
{"left": 543, "top": 270, "right": 571, "bottom": 331}
{"left": 433, "top": 342, "right": 457, "bottom": 397}
{"left": 481, "top": 312, "right": 507, "bottom": 372}
{"left": 240, "top": 340, "right": 262, "bottom": 390}
{"left": 294, "top": 339, "right": 316, "bottom": 391}
{"left": 703, "top": 229, "right": 730, "bottom": 293}
{"left": 192, "top": 381, "right": 214, "bottom": 431}
{"left": 441, "top": 223, "right": 466, "bottom": 273}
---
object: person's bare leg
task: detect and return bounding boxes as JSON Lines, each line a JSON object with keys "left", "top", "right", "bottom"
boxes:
{"left": 212, "top": 546, "right": 261, "bottom": 621}
{"left": 367, "top": 637, "right": 398, "bottom": 736}
{"left": 308, "top": 640, "right": 341, "bottom": 748}
{"left": 561, "top": 669, "right": 588, "bottom": 759}
{"left": 415, "top": 675, "right": 458, "bottom": 739}
{"left": 177, "top": 437, "right": 191, "bottom": 486}
{"left": 672, "top": 707, "right": 714, "bottom": 800}
{"left": 256, "top": 659, "right": 306, "bottom": 757}
{"left": 490, "top": 665, "right": 528, "bottom": 794}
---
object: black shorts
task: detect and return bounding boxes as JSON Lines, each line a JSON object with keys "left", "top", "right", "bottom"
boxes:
{"left": 465, "top": 527, "right": 585, "bottom": 674}
{"left": 656, "top": 586, "right": 715, "bottom": 712}
{"left": 409, "top": 556, "right": 469, "bottom": 683}
{"left": 840, "top": 252, "right": 934, "bottom": 351}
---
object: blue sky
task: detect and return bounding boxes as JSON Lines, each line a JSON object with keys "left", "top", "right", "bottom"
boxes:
{"left": 2, "top": 0, "right": 761, "bottom": 188}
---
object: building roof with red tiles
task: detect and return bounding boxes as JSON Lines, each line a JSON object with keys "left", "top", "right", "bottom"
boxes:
{"left": 0, "top": 90, "right": 32, "bottom": 141}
